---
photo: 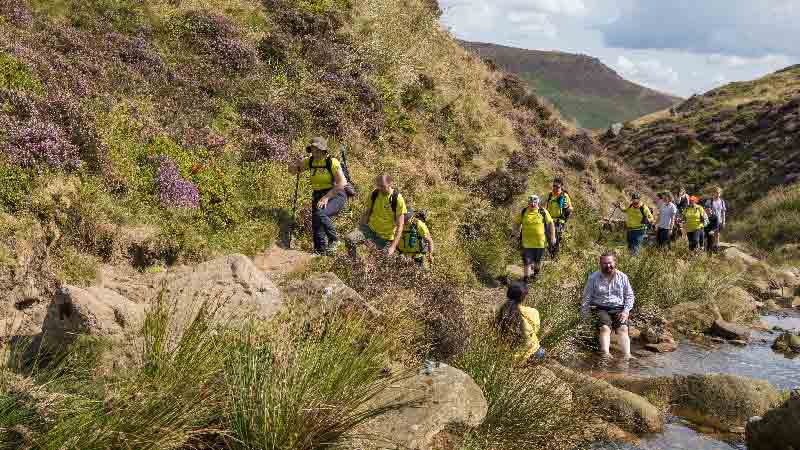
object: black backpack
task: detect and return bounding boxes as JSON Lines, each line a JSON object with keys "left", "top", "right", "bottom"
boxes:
{"left": 369, "top": 189, "right": 400, "bottom": 219}
{"left": 309, "top": 148, "right": 357, "bottom": 197}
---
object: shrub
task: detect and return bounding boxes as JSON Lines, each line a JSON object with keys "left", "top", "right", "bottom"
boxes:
{"left": 154, "top": 156, "right": 200, "bottom": 209}
{"left": 728, "top": 184, "right": 800, "bottom": 253}
{"left": 225, "top": 314, "right": 410, "bottom": 449}
{"left": 454, "top": 329, "right": 589, "bottom": 450}
{"left": 0, "top": 162, "right": 32, "bottom": 212}
{"left": 4, "top": 119, "right": 81, "bottom": 171}
{"left": 0, "top": 52, "right": 43, "bottom": 93}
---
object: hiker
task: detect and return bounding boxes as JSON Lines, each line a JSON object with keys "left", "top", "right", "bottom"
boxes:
{"left": 288, "top": 137, "right": 347, "bottom": 255}
{"left": 344, "top": 173, "right": 407, "bottom": 257}
{"left": 683, "top": 195, "right": 708, "bottom": 252}
{"left": 581, "top": 252, "right": 635, "bottom": 360}
{"left": 622, "top": 192, "right": 654, "bottom": 256}
{"left": 495, "top": 282, "right": 544, "bottom": 363}
{"left": 513, "top": 194, "right": 555, "bottom": 283}
{"left": 656, "top": 192, "right": 677, "bottom": 248}
{"left": 704, "top": 205, "right": 721, "bottom": 254}
{"left": 709, "top": 186, "right": 727, "bottom": 235}
{"left": 398, "top": 208, "right": 435, "bottom": 268}
{"left": 544, "top": 178, "right": 573, "bottom": 259}
{"left": 676, "top": 187, "right": 689, "bottom": 212}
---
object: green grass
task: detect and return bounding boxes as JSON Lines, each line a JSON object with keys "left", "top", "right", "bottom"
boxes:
{"left": 0, "top": 52, "right": 43, "bottom": 94}
{"left": 729, "top": 184, "right": 800, "bottom": 259}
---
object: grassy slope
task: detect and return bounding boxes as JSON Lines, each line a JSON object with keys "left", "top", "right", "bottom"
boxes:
{"left": 460, "top": 41, "right": 681, "bottom": 129}
{"left": 602, "top": 65, "right": 800, "bottom": 253}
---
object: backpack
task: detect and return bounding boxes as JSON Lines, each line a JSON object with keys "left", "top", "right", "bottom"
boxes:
{"left": 309, "top": 149, "right": 357, "bottom": 197}
{"left": 402, "top": 218, "right": 428, "bottom": 254}
{"left": 369, "top": 189, "right": 400, "bottom": 220}
{"left": 546, "top": 191, "right": 571, "bottom": 220}
{"left": 519, "top": 207, "right": 551, "bottom": 239}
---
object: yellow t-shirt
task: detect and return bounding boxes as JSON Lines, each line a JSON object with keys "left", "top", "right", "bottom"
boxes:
{"left": 303, "top": 157, "right": 342, "bottom": 191}
{"left": 494, "top": 304, "right": 541, "bottom": 361}
{"left": 683, "top": 205, "right": 707, "bottom": 232}
{"left": 367, "top": 190, "right": 407, "bottom": 241}
{"left": 515, "top": 207, "right": 554, "bottom": 249}
{"left": 625, "top": 204, "right": 655, "bottom": 230}
{"left": 398, "top": 219, "right": 430, "bottom": 254}
{"left": 546, "top": 192, "right": 572, "bottom": 221}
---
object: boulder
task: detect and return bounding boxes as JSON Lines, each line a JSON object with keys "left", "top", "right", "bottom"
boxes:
{"left": 281, "top": 272, "right": 378, "bottom": 317}
{"left": 716, "top": 286, "right": 759, "bottom": 322}
{"left": 547, "top": 364, "right": 664, "bottom": 434}
{"left": 746, "top": 390, "right": 800, "bottom": 450}
{"left": 711, "top": 319, "right": 751, "bottom": 341}
{"left": 763, "top": 300, "right": 782, "bottom": 312}
{"left": 722, "top": 246, "right": 759, "bottom": 267}
{"left": 673, "top": 374, "right": 781, "bottom": 429}
{"left": 644, "top": 342, "right": 678, "bottom": 353}
{"left": 356, "top": 363, "right": 487, "bottom": 450}
{"left": 161, "top": 254, "right": 282, "bottom": 329}
{"left": 610, "top": 373, "right": 781, "bottom": 430}
{"left": 771, "top": 332, "right": 800, "bottom": 354}
{"left": 39, "top": 285, "right": 146, "bottom": 350}
{"left": 667, "top": 302, "right": 715, "bottom": 333}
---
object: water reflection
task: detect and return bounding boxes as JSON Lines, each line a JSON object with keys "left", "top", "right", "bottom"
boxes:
{"left": 592, "top": 418, "right": 744, "bottom": 450}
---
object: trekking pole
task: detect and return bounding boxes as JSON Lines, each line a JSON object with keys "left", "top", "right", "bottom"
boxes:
{"left": 288, "top": 172, "right": 300, "bottom": 248}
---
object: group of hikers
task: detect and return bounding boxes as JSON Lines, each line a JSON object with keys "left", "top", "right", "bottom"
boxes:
{"left": 621, "top": 186, "right": 727, "bottom": 256}
{"left": 289, "top": 136, "right": 728, "bottom": 362}
{"left": 288, "top": 137, "right": 434, "bottom": 267}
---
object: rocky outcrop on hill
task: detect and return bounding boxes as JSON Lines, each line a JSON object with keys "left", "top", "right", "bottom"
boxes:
{"left": 601, "top": 66, "right": 800, "bottom": 207}
{"left": 747, "top": 390, "right": 800, "bottom": 450}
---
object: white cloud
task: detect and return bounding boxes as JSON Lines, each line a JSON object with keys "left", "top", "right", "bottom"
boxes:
{"left": 523, "top": 0, "right": 588, "bottom": 16}
{"left": 706, "top": 54, "right": 790, "bottom": 68}
{"left": 507, "top": 10, "right": 557, "bottom": 38}
{"left": 615, "top": 56, "right": 679, "bottom": 85}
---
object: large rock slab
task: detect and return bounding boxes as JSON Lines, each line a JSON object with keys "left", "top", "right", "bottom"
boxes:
{"left": 281, "top": 272, "right": 378, "bottom": 317}
{"left": 711, "top": 319, "right": 752, "bottom": 341}
{"left": 357, "top": 363, "right": 487, "bottom": 450}
{"left": 547, "top": 364, "right": 664, "bottom": 434}
{"left": 161, "top": 254, "right": 282, "bottom": 328}
{"left": 772, "top": 331, "right": 800, "bottom": 354}
{"left": 722, "top": 246, "right": 760, "bottom": 267}
{"left": 747, "top": 390, "right": 800, "bottom": 450}
{"left": 611, "top": 373, "right": 781, "bottom": 430}
{"left": 39, "top": 285, "right": 146, "bottom": 350}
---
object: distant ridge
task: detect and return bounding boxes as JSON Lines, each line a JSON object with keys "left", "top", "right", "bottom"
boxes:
{"left": 460, "top": 40, "right": 681, "bottom": 129}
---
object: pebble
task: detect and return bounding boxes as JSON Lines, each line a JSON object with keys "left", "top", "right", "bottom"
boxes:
{"left": 729, "top": 339, "right": 748, "bottom": 346}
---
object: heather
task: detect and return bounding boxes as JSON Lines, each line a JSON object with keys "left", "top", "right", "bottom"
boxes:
{"left": 0, "top": 0, "right": 633, "bottom": 286}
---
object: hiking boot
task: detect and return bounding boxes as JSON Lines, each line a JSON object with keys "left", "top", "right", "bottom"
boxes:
{"left": 325, "top": 240, "right": 341, "bottom": 256}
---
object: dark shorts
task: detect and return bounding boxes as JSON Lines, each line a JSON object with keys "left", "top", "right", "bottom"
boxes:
{"left": 594, "top": 307, "right": 628, "bottom": 331}
{"left": 522, "top": 248, "right": 545, "bottom": 265}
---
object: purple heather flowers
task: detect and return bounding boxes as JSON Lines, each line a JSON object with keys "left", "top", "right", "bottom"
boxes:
{"left": 154, "top": 156, "right": 200, "bottom": 209}
{"left": 5, "top": 119, "right": 81, "bottom": 171}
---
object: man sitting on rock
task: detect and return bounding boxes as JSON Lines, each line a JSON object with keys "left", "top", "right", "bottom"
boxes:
{"left": 581, "top": 252, "right": 635, "bottom": 359}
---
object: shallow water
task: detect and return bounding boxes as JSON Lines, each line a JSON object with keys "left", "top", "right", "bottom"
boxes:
{"left": 586, "top": 311, "right": 800, "bottom": 449}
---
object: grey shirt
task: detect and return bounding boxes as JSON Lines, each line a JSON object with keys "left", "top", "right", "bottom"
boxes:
{"left": 657, "top": 202, "right": 678, "bottom": 230}
{"left": 581, "top": 270, "right": 635, "bottom": 316}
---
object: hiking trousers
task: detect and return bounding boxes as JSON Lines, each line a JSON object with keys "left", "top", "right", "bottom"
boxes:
{"left": 550, "top": 222, "right": 566, "bottom": 259}
{"left": 626, "top": 229, "right": 646, "bottom": 256}
{"left": 312, "top": 189, "right": 347, "bottom": 252}
{"left": 656, "top": 228, "right": 671, "bottom": 248}
{"left": 687, "top": 230, "right": 703, "bottom": 251}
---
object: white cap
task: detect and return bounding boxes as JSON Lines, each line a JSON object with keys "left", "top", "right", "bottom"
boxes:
{"left": 528, "top": 195, "right": 540, "bottom": 204}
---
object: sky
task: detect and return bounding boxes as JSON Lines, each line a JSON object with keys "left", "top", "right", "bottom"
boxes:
{"left": 439, "top": 0, "right": 800, "bottom": 97}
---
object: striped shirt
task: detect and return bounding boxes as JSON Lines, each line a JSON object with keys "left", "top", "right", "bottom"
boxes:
{"left": 581, "top": 270, "right": 635, "bottom": 316}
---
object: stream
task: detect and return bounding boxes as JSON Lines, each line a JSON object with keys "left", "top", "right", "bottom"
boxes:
{"left": 586, "top": 310, "right": 800, "bottom": 450}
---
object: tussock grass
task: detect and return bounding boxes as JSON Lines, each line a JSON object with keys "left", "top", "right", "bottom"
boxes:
{"left": 728, "top": 184, "right": 800, "bottom": 261}
{"left": 454, "top": 327, "right": 589, "bottom": 450}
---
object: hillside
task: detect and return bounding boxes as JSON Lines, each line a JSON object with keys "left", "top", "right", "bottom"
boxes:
{"left": 0, "top": 0, "right": 650, "bottom": 316}
{"left": 460, "top": 41, "right": 681, "bottom": 129}
{"left": 601, "top": 65, "right": 800, "bottom": 210}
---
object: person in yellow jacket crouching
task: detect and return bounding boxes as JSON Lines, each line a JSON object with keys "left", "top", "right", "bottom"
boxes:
{"left": 494, "top": 282, "right": 544, "bottom": 364}
{"left": 683, "top": 195, "right": 708, "bottom": 252}
{"left": 397, "top": 208, "right": 435, "bottom": 268}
